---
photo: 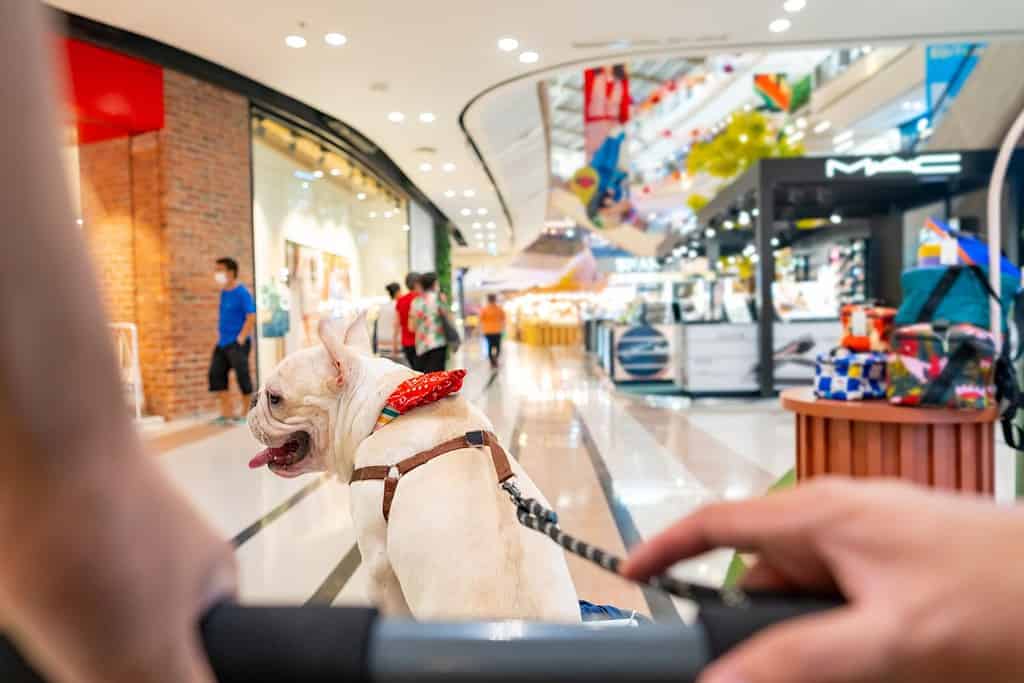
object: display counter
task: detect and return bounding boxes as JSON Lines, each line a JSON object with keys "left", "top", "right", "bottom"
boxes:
{"left": 676, "top": 319, "right": 841, "bottom": 395}
{"left": 594, "top": 320, "right": 681, "bottom": 384}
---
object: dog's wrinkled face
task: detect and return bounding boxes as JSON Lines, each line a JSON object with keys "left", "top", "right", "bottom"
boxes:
{"left": 248, "top": 312, "right": 375, "bottom": 478}
{"left": 247, "top": 345, "right": 337, "bottom": 477}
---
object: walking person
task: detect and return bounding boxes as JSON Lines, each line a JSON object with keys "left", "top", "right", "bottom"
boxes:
{"left": 479, "top": 293, "right": 506, "bottom": 369}
{"left": 410, "top": 272, "right": 449, "bottom": 373}
{"left": 394, "top": 272, "right": 421, "bottom": 368}
{"left": 208, "top": 257, "right": 256, "bottom": 423}
{"left": 375, "top": 282, "right": 401, "bottom": 356}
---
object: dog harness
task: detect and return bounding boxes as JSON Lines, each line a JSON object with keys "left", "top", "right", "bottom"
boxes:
{"left": 351, "top": 370, "right": 515, "bottom": 522}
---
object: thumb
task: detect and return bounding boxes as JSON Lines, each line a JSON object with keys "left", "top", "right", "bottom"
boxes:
{"left": 699, "top": 607, "right": 891, "bottom": 683}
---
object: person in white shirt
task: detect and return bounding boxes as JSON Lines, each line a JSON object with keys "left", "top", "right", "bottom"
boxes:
{"left": 375, "top": 282, "right": 401, "bottom": 356}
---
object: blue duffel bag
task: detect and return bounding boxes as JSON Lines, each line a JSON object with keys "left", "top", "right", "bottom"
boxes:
{"left": 895, "top": 265, "right": 1018, "bottom": 332}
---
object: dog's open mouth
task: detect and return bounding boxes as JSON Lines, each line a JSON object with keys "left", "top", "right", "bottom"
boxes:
{"left": 248, "top": 431, "right": 311, "bottom": 472}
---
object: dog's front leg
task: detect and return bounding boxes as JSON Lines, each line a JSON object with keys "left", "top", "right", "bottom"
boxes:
{"left": 364, "top": 548, "right": 411, "bottom": 617}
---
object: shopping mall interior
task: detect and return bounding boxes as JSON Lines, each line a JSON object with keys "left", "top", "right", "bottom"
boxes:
{"left": 6, "top": 1, "right": 1024, "bottom": 680}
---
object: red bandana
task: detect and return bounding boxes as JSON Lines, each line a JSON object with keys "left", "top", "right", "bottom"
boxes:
{"left": 373, "top": 369, "right": 467, "bottom": 432}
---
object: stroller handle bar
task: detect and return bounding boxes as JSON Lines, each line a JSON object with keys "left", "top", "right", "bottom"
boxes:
{"left": 0, "top": 592, "right": 842, "bottom": 682}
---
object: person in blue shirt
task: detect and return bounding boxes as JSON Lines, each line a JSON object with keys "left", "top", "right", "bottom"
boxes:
{"left": 209, "top": 257, "right": 256, "bottom": 423}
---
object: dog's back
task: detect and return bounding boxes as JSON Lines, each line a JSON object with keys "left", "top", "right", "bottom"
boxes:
{"left": 350, "top": 395, "right": 581, "bottom": 622}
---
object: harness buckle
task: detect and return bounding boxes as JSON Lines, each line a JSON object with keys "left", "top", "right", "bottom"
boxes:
{"left": 465, "top": 430, "right": 486, "bottom": 447}
{"left": 387, "top": 465, "right": 400, "bottom": 480}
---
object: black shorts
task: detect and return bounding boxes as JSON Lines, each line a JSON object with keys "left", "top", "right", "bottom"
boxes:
{"left": 403, "top": 345, "right": 418, "bottom": 369}
{"left": 417, "top": 346, "right": 447, "bottom": 373}
{"left": 209, "top": 340, "right": 253, "bottom": 394}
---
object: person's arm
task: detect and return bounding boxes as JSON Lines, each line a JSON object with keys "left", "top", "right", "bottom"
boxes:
{"left": 237, "top": 288, "right": 256, "bottom": 343}
{"left": 237, "top": 312, "right": 256, "bottom": 344}
{"left": 623, "top": 479, "right": 1024, "bottom": 683}
{"left": 0, "top": 5, "right": 235, "bottom": 683}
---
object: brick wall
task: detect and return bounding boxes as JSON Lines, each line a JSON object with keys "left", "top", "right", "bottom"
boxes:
{"left": 160, "top": 70, "right": 254, "bottom": 417}
{"left": 79, "top": 136, "right": 136, "bottom": 324}
{"left": 75, "top": 68, "right": 255, "bottom": 419}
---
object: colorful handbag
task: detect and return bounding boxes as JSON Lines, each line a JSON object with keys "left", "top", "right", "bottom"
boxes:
{"left": 840, "top": 305, "right": 896, "bottom": 352}
{"left": 887, "top": 323, "right": 997, "bottom": 409}
{"left": 814, "top": 348, "right": 887, "bottom": 401}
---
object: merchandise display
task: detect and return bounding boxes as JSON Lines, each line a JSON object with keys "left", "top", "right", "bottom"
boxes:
{"left": 814, "top": 348, "right": 887, "bottom": 401}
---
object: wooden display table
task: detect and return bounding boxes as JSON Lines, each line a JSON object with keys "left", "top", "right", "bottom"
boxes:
{"left": 781, "top": 387, "right": 997, "bottom": 496}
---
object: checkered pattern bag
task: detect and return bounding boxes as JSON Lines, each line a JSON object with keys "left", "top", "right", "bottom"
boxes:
{"left": 814, "top": 348, "right": 887, "bottom": 401}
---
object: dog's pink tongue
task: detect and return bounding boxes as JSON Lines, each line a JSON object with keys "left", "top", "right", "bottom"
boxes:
{"left": 249, "top": 448, "right": 278, "bottom": 469}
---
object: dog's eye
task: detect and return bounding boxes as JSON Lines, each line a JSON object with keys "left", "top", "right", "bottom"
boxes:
{"left": 250, "top": 394, "right": 259, "bottom": 409}
{"left": 268, "top": 393, "right": 282, "bottom": 406}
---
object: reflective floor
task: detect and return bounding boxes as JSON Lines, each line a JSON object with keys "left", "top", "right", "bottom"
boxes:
{"left": 151, "top": 339, "right": 1018, "bottom": 621}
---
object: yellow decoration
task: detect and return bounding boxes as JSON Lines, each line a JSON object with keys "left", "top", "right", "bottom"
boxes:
{"left": 687, "top": 194, "right": 710, "bottom": 213}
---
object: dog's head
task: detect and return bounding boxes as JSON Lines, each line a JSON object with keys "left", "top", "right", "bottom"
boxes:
{"left": 247, "top": 311, "right": 406, "bottom": 479}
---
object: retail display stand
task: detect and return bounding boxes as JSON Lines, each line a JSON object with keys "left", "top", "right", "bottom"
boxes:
{"left": 781, "top": 387, "right": 997, "bottom": 495}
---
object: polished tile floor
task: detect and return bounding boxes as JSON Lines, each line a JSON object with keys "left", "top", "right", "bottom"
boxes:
{"left": 151, "top": 339, "right": 1019, "bottom": 620}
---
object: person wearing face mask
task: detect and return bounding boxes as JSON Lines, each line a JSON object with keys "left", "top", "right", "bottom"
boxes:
{"left": 209, "top": 257, "right": 257, "bottom": 423}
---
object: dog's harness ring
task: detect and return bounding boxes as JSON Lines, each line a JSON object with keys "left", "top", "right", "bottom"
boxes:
{"left": 351, "top": 430, "right": 515, "bottom": 522}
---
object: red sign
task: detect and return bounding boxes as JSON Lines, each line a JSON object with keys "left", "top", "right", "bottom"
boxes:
{"left": 58, "top": 38, "right": 165, "bottom": 144}
{"left": 583, "top": 65, "right": 630, "bottom": 124}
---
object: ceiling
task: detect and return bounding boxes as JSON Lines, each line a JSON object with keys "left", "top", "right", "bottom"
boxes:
{"left": 49, "top": 0, "right": 1024, "bottom": 259}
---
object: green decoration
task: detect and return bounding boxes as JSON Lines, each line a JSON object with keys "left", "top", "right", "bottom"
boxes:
{"left": 434, "top": 220, "right": 453, "bottom": 303}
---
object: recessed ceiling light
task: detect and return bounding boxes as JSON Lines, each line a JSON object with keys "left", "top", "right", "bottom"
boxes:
{"left": 796, "top": 117, "right": 808, "bottom": 129}
{"left": 285, "top": 35, "right": 307, "bottom": 48}
{"left": 419, "top": 162, "right": 433, "bottom": 172}
{"left": 313, "top": 170, "right": 324, "bottom": 178}
{"left": 460, "top": 208, "right": 472, "bottom": 216}
{"left": 498, "top": 37, "right": 519, "bottom": 52}
{"left": 463, "top": 189, "right": 475, "bottom": 198}
{"left": 369, "top": 211, "right": 378, "bottom": 218}
{"left": 387, "top": 111, "right": 405, "bottom": 123}
{"left": 76, "top": 218, "right": 84, "bottom": 225}
{"left": 357, "top": 192, "right": 367, "bottom": 201}
{"left": 486, "top": 221, "right": 496, "bottom": 229}
{"left": 783, "top": 0, "right": 806, "bottom": 12}
{"left": 647, "top": 212, "right": 657, "bottom": 221}
{"left": 813, "top": 120, "right": 832, "bottom": 134}
{"left": 330, "top": 168, "right": 341, "bottom": 176}
{"left": 477, "top": 208, "right": 488, "bottom": 216}
{"left": 771, "top": 237, "right": 780, "bottom": 247}
{"left": 830, "top": 213, "right": 842, "bottom": 224}
{"left": 301, "top": 181, "right": 310, "bottom": 189}
{"left": 789, "top": 131, "right": 806, "bottom": 143}
{"left": 444, "top": 189, "right": 456, "bottom": 198}
{"left": 324, "top": 32, "right": 348, "bottom": 46}
{"left": 384, "top": 210, "right": 394, "bottom": 218}
{"left": 402, "top": 224, "right": 411, "bottom": 232}
{"left": 419, "top": 112, "right": 436, "bottom": 123}
{"left": 833, "top": 130, "right": 854, "bottom": 145}
{"left": 473, "top": 222, "right": 482, "bottom": 229}
{"left": 442, "top": 162, "right": 456, "bottom": 172}
{"left": 705, "top": 228, "right": 716, "bottom": 238}
{"left": 769, "top": 18, "right": 792, "bottom": 33}
{"left": 519, "top": 51, "right": 540, "bottom": 64}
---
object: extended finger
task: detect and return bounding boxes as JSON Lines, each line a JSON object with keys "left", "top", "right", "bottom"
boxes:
{"left": 623, "top": 490, "right": 814, "bottom": 581}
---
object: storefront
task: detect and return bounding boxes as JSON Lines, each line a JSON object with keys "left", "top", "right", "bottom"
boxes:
{"left": 662, "top": 151, "right": 1024, "bottom": 396}
{"left": 57, "top": 14, "right": 448, "bottom": 419}
{"left": 251, "top": 113, "right": 411, "bottom": 380}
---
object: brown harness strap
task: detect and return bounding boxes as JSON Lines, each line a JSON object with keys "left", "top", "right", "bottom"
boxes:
{"left": 350, "top": 430, "right": 514, "bottom": 522}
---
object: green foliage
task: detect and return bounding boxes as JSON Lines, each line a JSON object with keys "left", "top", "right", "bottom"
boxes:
{"left": 434, "top": 220, "right": 453, "bottom": 302}
{"left": 686, "top": 111, "right": 804, "bottom": 181}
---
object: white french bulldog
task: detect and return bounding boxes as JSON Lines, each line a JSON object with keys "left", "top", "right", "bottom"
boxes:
{"left": 247, "top": 312, "right": 580, "bottom": 622}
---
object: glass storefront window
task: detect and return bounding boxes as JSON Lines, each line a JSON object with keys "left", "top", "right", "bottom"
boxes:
{"left": 251, "top": 115, "right": 410, "bottom": 379}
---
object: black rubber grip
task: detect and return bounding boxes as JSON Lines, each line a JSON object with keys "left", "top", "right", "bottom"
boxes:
{"left": 0, "top": 604, "right": 378, "bottom": 683}
{"left": 698, "top": 591, "right": 845, "bottom": 660}
{"left": 201, "top": 603, "right": 377, "bottom": 682}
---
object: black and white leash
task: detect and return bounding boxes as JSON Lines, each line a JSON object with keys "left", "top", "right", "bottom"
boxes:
{"left": 501, "top": 481, "right": 749, "bottom": 608}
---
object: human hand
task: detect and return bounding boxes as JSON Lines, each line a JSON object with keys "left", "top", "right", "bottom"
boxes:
{"left": 623, "top": 478, "right": 1024, "bottom": 683}
{"left": 0, "top": 453, "right": 237, "bottom": 683}
{"left": 236, "top": 334, "right": 246, "bottom": 345}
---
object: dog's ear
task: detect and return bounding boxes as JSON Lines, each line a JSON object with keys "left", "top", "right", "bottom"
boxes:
{"left": 318, "top": 310, "right": 373, "bottom": 377}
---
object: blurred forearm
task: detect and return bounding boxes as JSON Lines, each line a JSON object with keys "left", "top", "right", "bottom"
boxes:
{"left": 0, "top": 4, "right": 135, "bottom": 488}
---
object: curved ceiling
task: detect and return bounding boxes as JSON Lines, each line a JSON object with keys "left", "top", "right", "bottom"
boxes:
{"left": 50, "top": 0, "right": 1024, "bottom": 257}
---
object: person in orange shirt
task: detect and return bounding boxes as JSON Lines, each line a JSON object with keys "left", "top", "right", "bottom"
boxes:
{"left": 479, "top": 293, "right": 506, "bottom": 369}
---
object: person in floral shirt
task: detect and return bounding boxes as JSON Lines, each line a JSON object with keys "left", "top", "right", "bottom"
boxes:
{"left": 409, "top": 272, "right": 449, "bottom": 372}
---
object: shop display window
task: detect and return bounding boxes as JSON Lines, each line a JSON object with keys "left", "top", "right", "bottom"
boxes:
{"left": 251, "top": 115, "right": 410, "bottom": 380}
